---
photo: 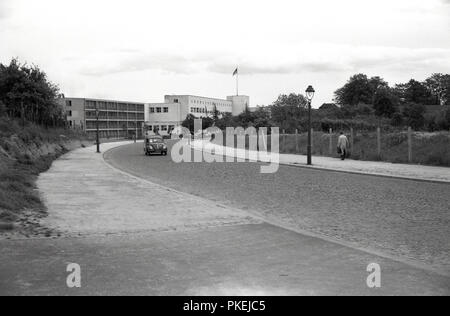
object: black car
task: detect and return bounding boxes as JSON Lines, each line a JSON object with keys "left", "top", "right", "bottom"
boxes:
{"left": 144, "top": 136, "right": 168, "bottom": 156}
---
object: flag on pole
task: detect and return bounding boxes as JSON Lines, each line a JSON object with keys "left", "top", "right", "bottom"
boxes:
{"left": 233, "top": 67, "right": 239, "bottom": 96}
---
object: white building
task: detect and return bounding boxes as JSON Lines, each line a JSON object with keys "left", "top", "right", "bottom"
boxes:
{"left": 145, "top": 95, "right": 250, "bottom": 135}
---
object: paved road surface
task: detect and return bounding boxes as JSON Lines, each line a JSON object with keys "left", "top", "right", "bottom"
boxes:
{"left": 105, "top": 142, "right": 450, "bottom": 275}
{"left": 1, "top": 142, "right": 449, "bottom": 296}
{"left": 2, "top": 224, "right": 448, "bottom": 296}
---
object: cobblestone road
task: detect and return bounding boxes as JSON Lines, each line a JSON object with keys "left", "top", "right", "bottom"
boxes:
{"left": 105, "top": 142, "right": 450, "bottom": 275}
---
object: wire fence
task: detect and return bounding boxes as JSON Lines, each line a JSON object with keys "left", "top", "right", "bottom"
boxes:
{"left": 275, "top": 128, "right": 450, "bottom": 166}
{"left": 217, "top": 128, "right": 450, "bottom": 167}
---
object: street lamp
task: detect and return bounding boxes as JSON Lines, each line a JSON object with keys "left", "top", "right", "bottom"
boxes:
{"left": 95, "top": 106, "right": 100, "bottom": 153}
{"left": 305, "top": 85, "right": 315, "bottom": 165}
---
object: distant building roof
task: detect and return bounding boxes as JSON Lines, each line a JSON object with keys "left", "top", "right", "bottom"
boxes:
{"left": 319, "top": 103, "right": 339, "bottom": 110}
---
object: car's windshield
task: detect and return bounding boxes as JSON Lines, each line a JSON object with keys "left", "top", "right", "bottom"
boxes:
{"left": 147, "top": 138, "right": 162, "bottom": 144}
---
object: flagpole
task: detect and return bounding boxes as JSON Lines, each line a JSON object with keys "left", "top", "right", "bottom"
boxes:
{"left": 236, "top": 67, "right": 239, "bottom": 96}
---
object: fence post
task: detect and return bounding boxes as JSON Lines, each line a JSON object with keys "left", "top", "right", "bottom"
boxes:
{"left": 377, "top": 127, "right": 381, "bottom": 159}
{"left": 350, "top": 127, "right": 354, "bottom": 151}
{"left": 329, "top": 128, "right": 333, "bottom": 156}
{"left": 295, "top": 129, "right": 299, "bottom": 154}
{"left": 282, "top": 129, "right": 286, "bottom": 153}
{"left": 408, "top": 127, "right": 413, "bottom": 163}
{"left": 256, "top": 127, "right": 259, "bottom": 151}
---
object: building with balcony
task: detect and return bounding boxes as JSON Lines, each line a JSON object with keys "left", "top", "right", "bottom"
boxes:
{"left": 58, "top": 97, "right": 145, "bottom": 139}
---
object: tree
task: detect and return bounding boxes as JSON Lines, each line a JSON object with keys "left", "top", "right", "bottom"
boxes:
{"left": 368, "top": 76, "right": 389, "bottom": 92}
{"left": 181, "top": 114, "right": 197, "bottom": 134}
{"left": 269, "top": 93, "right": 308, "bottom": 132}
{"left": 393, "top": 83, "right": 405, "bottom": 103}
{"left": 373, "top": 87, "right": 398, "bottom": 118}
{"left": 181, "top": 114, "right": 213, "bottom": 134}
{"left": 272, "top": 93, "right": 308, "bottom": 108}
{"left": 334, "top": 74, "right": 387, "bottom": 106}
{"left": 0, "top": 58, "right": 63, "bottom": 127}
{"left": 425, "top": 73, "right": 450, "bottom": 105}
{"left": 215, "top": 113, "right": 237, "bottom": 130}
{"left": 402, "top": 103, "right": 426, "bottom": 130}
{"left": 236, "top": 106, "right": 256, "bottom": 128}
{"left": 252, "top": 107, "right": 272, "bottom": 129}
{"left": 211, "top": 104, "right": 220, "bottom": 122}
{"left": 395, "top": 79, "right": 434, "bottom": 105}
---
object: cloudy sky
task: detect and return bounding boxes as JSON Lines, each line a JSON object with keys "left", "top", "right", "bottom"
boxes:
{"left": 1, "top": 0, "right": 450, "bottom": 107}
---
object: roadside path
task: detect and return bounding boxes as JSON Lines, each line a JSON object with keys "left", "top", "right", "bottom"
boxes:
{"left": 38, "top": 141, "right": 259, "bottom": 236}
{"left": 190, "top": 140, "right": 450, "bottom": 183}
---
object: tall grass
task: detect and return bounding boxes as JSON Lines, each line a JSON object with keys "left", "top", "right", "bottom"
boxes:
{"left": 0, "top": 117, "right": 86, "bottom": 226}
{"left": 0, "top": 151, "right": 63, "bottom": 223}
{"left": 216, "top": 130, "right": 450, "bottom": 167}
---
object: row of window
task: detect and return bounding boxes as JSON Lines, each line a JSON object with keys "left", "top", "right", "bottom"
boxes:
{"left": 149, "top": 107, "right": 169, "bottom": 114}
{"left": 191, "top": 108, "right": 227, "bottom": 114}
{"left": 85, "top": 100, "right": 145, "bottom": 112}
{"left": 85, "top": 111, "right": 144, "bottom": 120}
{"left": 86, "top": 121, "right": 143, "bottom": 130}
{"left": 192, "top": 107, "right": 208, "bottom": 113}
{"left": 147, "top": 125, "right": 175, "bottom": 132}
{"left": 191, "top": 99, "right": 230, "bottom": 108}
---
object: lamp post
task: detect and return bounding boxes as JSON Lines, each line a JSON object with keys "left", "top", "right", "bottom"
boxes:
{"left": 95, "top": 107, "right": 100, "bottom": 153}
{"left": 135, "top": 116, "right": 137, "bottom": 143}
{"left": 305, "top": 85, "right": 315, "bottom": 165}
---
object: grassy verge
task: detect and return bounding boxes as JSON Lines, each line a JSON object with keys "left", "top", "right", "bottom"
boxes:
{"left": 0, "top": 151, "right": 65, "bottom": 223}
{"left": 0, "top": 118, "right": 87, "bottom": 234}
{"left": 215, "top": 131, "right": 450, "bottom": 167}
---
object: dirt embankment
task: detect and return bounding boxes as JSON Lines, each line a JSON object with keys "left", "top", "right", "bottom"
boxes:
{"left": 0, "top": 133, "right": 89, "bottom": 238}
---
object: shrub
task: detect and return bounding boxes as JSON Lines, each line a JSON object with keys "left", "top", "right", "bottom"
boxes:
{"left": 354, "top": 103, "right": 375, "bottom": 116}
{"left": 319, "top": 118, "right": 379, "bottom": 132}
{"left": 435, "top": 108, "right": 450, "bottom": 130}
{"left": 385, "top": 133, "right": 408, "bottom": 147}
{"left": 0, "top": 117, "right": 21, "bottom": 136}
{"left": 391, "top": 112, "right": 403, "bottom": 127}
{"left": 341, "top": 103, "right": 375, "bottom": 117}
{"left": 425, "top": 113, "right": 439, "bottom": 132}
{"left": 373, "top": 88, "right": 398, "bottom": 118}
{"left": 0, "top": 101, "right": 6, "bottom": 116}
{"left": 402, "top": 103, "right": 425, "bottom": 130}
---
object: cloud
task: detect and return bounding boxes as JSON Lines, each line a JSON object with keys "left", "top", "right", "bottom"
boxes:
{"left": 349, "top": 47, "right": 450, "bottom": 71}
{"left": 80, "top": 53, "right": 194, "bottom": 76}
{"left": 79, "top": 52, "right": 349, "bottom": 77}
{"left": 0, "top": 0, "right": 11, "bottom": 19}
{"left": 77, "top": 45, "right": 450, "bottom": 78}
{"left": 206, "top": 60, "right": 349, "bottom": 75}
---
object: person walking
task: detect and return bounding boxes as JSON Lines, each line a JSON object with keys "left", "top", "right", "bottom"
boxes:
{"left": 337, "top": 131, "right": 349, "bottom": 160}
